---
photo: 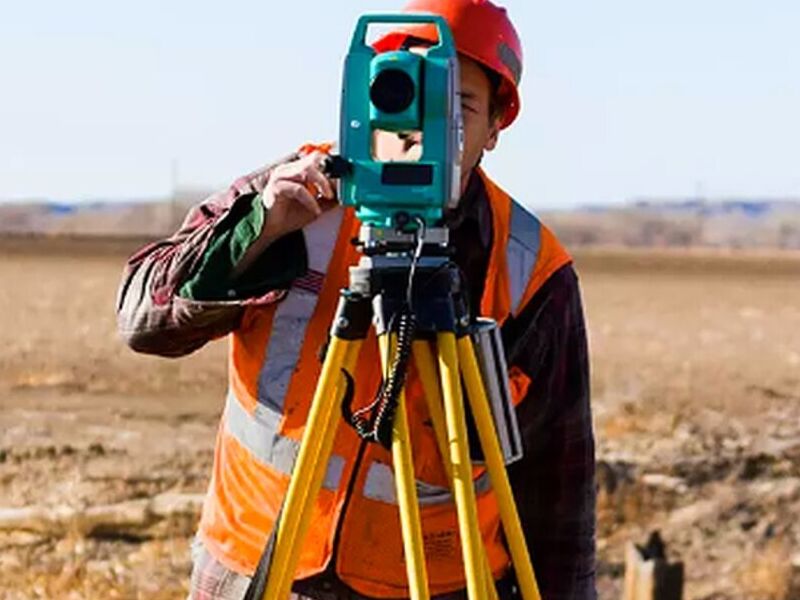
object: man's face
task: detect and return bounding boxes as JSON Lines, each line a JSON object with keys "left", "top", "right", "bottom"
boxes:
{"left": 373, "top": 53, "right": 502, "bottom": 196}
{"left": 458, "top": 54, "right": 501, "bottom": 191}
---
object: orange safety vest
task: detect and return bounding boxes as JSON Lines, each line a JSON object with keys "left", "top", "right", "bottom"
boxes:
{"left": 198, "top": 169, "right": 572, "bottom": 598}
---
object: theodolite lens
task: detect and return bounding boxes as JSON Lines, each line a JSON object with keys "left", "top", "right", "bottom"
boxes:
{"left": 370, "top": 69, "right": 416, "bottom": 114}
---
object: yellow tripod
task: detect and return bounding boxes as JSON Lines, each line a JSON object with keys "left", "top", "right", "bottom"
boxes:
{"left": 247, "top": 227, "right": 542, "bottom": 600}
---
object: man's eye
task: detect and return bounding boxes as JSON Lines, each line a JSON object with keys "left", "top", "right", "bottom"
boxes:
{"left": 462, "top": 103, "right": 479, "bottom": 114}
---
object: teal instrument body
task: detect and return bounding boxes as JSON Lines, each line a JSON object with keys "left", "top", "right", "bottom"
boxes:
{"left": 336, "top": 14, "right": 463, "bottom": 229}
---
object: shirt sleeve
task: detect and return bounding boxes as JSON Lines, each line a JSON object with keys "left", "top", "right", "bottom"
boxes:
{"left": 502, "top": 264, "right": 597, "bottom": 600}
{"left": 116, "top": 153, "right": 306, "bottom": 358}
{"left": 179, "top": 193, "right": 306, "bottom": 302}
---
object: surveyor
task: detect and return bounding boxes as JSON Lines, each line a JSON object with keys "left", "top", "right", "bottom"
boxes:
{"left": 116, "top": 1, "right": 596, "bottom": 598}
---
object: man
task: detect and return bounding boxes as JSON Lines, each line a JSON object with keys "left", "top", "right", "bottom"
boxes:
{"left": 117, "top": 1, "right": 596, "bottom": 598}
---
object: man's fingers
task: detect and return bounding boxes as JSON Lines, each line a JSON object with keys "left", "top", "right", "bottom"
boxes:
{"left": 299, "top": 151, "right": 335, "bottom": 199}
{"left": 303, "top": 166, "right": 334, "bottom": 200}
{"left": 274, "top": 152, "right": 334, "bottom": 199}
{"left": 275, "top": 180, "right": 321, "bottom": 216}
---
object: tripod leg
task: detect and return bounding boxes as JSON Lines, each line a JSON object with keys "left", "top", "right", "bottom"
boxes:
{"left": 411, "top": 341, "right": 453, "bottom": 483}
{"left": 456, "top": 337, "right": 542, "bottom": 600}
{"left": 412, "top": 341, "right": 499, "bottom": 600}
{"left": 436, "top": 332, "right": 485, "bottom": 600}
{"left": 379, "top": 335, "right": 430, "bottom": 600}
{"left": 263, "top": 337, "right": 363, "bottom": 600}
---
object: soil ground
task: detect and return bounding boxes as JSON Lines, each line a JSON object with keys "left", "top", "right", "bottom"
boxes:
{"left": 1, "top": 237, "right": 799, "bottom": 599}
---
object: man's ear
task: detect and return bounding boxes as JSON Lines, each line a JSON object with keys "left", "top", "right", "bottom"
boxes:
{"left": 484, "top": 118, "right": 501, "bottom": 152}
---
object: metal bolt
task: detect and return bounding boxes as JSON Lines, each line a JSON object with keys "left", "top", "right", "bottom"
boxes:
{"left": 350, "top": 119, "right": 361, "bottom": 129}
{"left": 336, "top": 316, "right": 350, "bottom": 330}
{"left": 459, "top": 316, "right": 471, "bottom": 328}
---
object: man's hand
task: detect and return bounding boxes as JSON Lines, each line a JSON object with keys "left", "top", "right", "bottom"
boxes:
{"left": 231, "top": 151, "right": 335, "bottom": 279}
{"left": 260, "top": 151, "right": 336, "bottom": 244}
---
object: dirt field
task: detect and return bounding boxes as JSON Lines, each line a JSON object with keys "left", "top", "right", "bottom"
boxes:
{"left": 1, "top": 237, "right": 799, "bottom": 599}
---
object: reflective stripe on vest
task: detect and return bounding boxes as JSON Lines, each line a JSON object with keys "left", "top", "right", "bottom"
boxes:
{"left": 361, "top": 461, "right": 492, "bottom": 506}
{"left": 223, "top": 390, "right": 345, "bottom": 491}
{"left": 256, "top": 208, "right": 344, "bottom": 412}
{"left": 507, "top": 201, "right": 541, "bottom": 315}
{"left": 257, "top": 288, "right": 318, "bottom": 411}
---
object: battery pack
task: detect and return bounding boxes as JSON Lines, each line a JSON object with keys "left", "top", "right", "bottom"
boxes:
{"left": 467, "top": 318, "right": 524, "bottom": 466}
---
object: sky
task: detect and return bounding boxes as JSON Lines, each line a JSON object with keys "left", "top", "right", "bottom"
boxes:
{"left": 1, "top": 1, "right": 799, "bottom": 209}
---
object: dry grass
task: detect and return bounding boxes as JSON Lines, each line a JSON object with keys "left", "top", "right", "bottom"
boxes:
{"left": 736, "top": 537, "right": 794, "bottom": 600}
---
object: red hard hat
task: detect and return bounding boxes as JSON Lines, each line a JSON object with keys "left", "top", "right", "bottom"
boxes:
{"left": 373, "top": 0, "right": 523, "bottom": 129}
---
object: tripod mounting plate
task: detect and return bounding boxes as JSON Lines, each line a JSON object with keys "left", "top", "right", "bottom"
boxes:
{"left": 347, "top": 257, "right": 469, "bottom": 336}
{"left": 358, "top": 225, "right": 449, "bottom": 257}
{"left": 359, "top": 225, "right": 449, "bottom": 247}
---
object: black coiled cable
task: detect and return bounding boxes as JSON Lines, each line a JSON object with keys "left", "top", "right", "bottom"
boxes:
{"left": 341, "top": 218, "right": 426, "bottom": 449}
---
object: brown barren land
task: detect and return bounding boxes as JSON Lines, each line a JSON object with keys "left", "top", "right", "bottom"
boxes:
{"left": 1, "top": 236, "right": 799, "bottom": 599}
